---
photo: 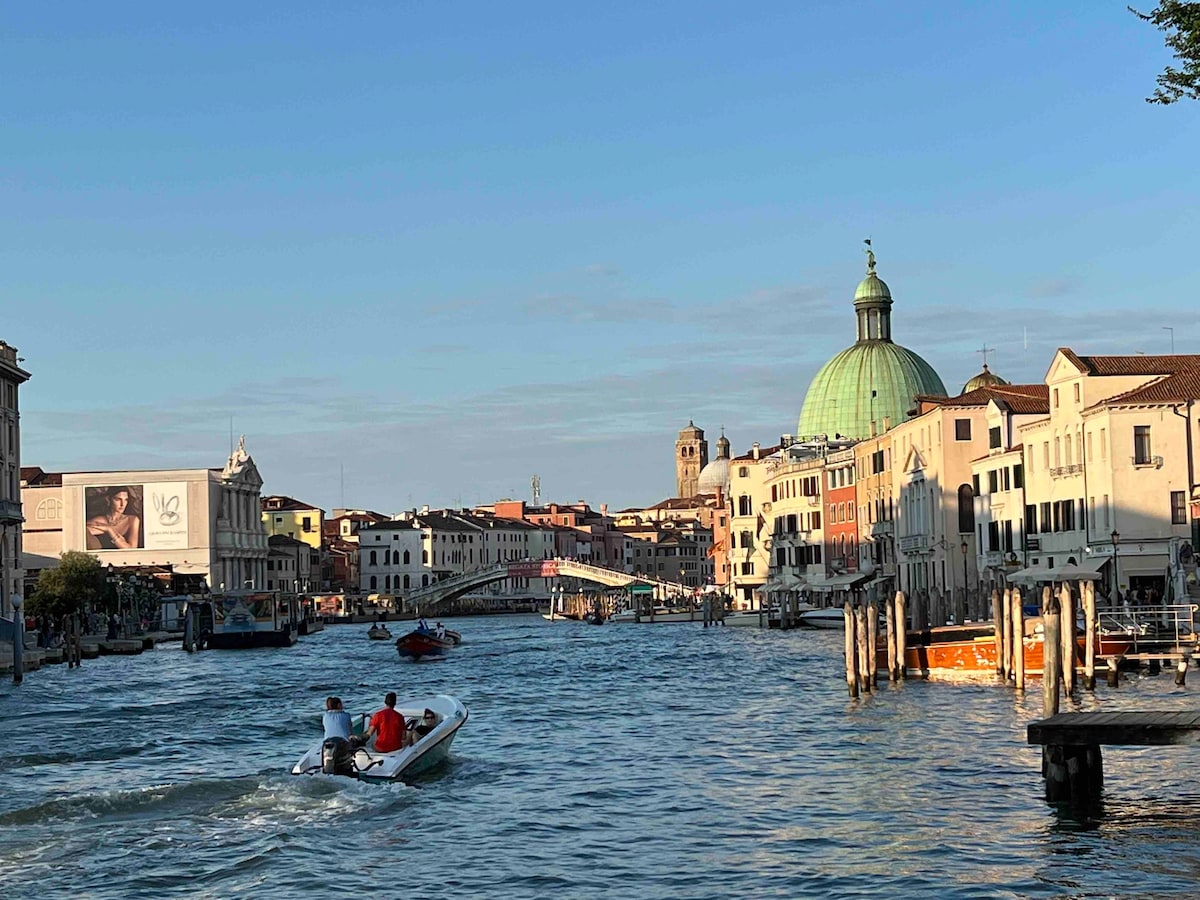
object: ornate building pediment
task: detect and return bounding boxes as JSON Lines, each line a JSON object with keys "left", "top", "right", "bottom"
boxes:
{"left": 221, "top": 435, "right": 264, "bottom": 490}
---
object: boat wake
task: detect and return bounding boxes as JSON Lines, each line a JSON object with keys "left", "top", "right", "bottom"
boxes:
{"left": 0, "top": 773, "right": 412, "bottom": 828}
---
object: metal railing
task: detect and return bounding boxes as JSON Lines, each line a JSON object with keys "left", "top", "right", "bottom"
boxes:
{"left": 1096, "top": 603, "right": 1198, "bottom": 655}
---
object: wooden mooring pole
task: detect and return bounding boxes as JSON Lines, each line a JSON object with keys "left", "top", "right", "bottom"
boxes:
{"left": 1011, "top": 586, "right": 1025, "bottom": 692}
{"left": 843, "top": 602, "right": 858, "bottom": 699}
{"left": 885, "top": 595, "right": 898, "bottom": 682}
{"left": 992, "top": 588, "right": 1004, "bottom": 677}
{"left": 1001, "top": 588, "right": 1013, "bottom": 682}
{"left": 855, "top": 605, "right": 871, "bottom": 694}
{"left": 1082, "top": 580, "right": 1097, "bottom": 690}
{"left": 895, "top": 591, "right": 907, "bottom": 680}
{"left": 1059, "top": 583, "right": 1076, "bottom": 699}
{"left": 1042, "top": 586, "right": 1061, "bottom": 718}
{"left": 866, "top": 601, "right": 879, "bottom": 688}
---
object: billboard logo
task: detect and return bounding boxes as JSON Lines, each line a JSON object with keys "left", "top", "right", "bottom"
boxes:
{"left": 154, "top": 491, "right": 181, "bottom": 526}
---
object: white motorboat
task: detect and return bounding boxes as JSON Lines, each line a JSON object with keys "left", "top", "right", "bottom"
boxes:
{"left": 724, "top": 609, "right": 772, "bottom": 628}
{"left": 291, "top": 694, "right": 468, "bottom": 783}
{"left": 798, "top": 608, "right": 847, "bottom": 629}
{"left": 609, "top": 609, "right": 637, "bottom": 623}
{"left": 366, "top": 624, "right": 393, "bottom": 640}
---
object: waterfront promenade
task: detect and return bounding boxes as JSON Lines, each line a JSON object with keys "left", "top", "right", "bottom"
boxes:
{"left": 4, "top": 616, "right": 1200, "bottom": 898}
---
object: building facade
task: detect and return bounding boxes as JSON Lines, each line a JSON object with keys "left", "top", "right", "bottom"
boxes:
{"left": 0, "top": 342, "right": 30, "bottom": 618}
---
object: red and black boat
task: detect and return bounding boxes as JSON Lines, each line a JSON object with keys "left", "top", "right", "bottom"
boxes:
{"left": 396, "top": 629, "right": 455, "bottom": 661}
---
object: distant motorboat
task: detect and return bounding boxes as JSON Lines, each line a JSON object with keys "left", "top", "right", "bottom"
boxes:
{"left": 367, "top": 624, "right": 392, "bottom": 641}
{"left": 725, "top": 609, "right": 772, "bottom": 628}
{"left": 609, "top": 609, "right": 637, "bottom": 624}
{"left": 396, "top": 630, "right": 455, "bottom": 660}
{"left": 798, "top": 608, "right": 847, "bottom": 630}
{"left": 291, "top": 694, "right": 467, "bottom": 783}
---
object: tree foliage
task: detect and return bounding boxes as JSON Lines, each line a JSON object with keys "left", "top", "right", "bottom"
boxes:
{"left": 1131, "top": 2, "right": 1200, "bottom": 103}
{"left": 26, "top": 551, "right": 107, "bottom": 620}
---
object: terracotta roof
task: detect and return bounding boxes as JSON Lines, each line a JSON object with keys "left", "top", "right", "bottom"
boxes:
{"left": 261, "top": 495, "right": 321, "bottom": 512}
{"left": 1096, "top": 371, "right": 1200, "bottom": 407}
{"left": 20, "top": 467, "right": 62, "bottom": 486}
{"left": 916, "top": 384, "right": 1048, "bottom": 410}
{"left": 1059, "top": 349, "right": 1200, "bottom": 377}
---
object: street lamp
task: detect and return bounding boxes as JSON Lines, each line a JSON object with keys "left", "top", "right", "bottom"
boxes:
{"left": 960, "top": 539, "right": 969, "bottom": 622}
{"left": 1111, "top": 529, "right": 1121, "bottom": 605}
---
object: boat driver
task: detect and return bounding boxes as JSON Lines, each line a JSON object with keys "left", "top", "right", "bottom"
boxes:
{"left": 364, "top": 692, "right": 406, "bottom": 753}
{"left": 323, "top": 697, "right": 366, "bottom": 747}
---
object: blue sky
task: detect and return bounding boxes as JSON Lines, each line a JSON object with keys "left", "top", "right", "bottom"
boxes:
{"left": 4, "top": 2, "right": 1197, "bottom": 511}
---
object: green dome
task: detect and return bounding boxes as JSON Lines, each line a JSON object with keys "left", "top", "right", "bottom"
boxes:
{"left": 797, "top": 342, "right": 946, "bottom": 440}
{"left": 854, "top": 273, "right": 892, "bottom": 304}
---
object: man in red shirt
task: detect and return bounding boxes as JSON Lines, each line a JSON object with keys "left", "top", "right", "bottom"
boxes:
{"left": 364, "top": 692, "right": 406, "bottom": 753}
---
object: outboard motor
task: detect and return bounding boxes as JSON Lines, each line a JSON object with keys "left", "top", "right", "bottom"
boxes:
{"left": 321, "top": 737, "right": 356, "bottom": 776}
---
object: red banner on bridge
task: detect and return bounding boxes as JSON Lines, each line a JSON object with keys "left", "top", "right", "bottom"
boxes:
{"left": 508, "top": 560, "right": 559, "bottom": 579}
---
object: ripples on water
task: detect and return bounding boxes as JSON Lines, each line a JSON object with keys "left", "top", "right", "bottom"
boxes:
{"left": 3, "top": 616, "right": 1200, "bottom": 898}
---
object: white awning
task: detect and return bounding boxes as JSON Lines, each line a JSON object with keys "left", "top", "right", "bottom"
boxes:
{"left": 807, "top": 572, "right": 871, "bottom": 592}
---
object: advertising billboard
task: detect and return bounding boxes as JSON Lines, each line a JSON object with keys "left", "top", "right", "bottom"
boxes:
{"left": 84, "top": 482, "right": 190, "bottom": 552}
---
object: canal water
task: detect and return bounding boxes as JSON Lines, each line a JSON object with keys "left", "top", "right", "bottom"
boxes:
{"left": 3, "top": 616, "right": 1200, "bottom": 898}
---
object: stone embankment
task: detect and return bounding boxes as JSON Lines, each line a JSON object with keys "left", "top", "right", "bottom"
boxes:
{"left": 0, "top": 632, "right": 178, "bottom": 677}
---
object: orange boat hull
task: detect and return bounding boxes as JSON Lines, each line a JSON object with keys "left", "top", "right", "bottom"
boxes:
{"left": 875, "top": 628, "right": 1130, "bottom": 678}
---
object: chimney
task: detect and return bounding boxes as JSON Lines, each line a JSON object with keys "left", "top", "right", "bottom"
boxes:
{"left": 882, "top": 416, "right": 891, "bottom": 431}
{"left": 780, "top": 435, "right": 792, "bottom": 448}
{"left": 419, "top": 504, "right": 429, "bottom": 515}
{"left": 600, "top": 503, "right": 608, "bottom": 516}
{"left": 752, "top": 442, "right": 761, "bottom": 460}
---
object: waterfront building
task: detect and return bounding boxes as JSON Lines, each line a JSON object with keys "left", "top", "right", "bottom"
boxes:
{"left": 489, "top": 499, "right": 631, "bottom": 571}
{"left": 261, "top": 495, "right": 324, "bottom": 550}
{"left": 852, "top": 430, "right": 896, "bottom": 593}
{"left": 675, "top": 421, "right": 708, "bottom": 498}
{"left": 19, "top": 438, "right": 269, "bottom": 593}
{"left": 0, "top": 342, "right": 30, "bottom": 619}
{"left": 266, "top": 533, "right": 320, "bottom": 593}
{"left": 324, "top": 509, "right": 388, "bottom": 544}
{"left": 796, "top": 250, "right": 946, "bottom": 441}
{"left": 967, "top": 385, "right": 1050, "bottom": 593}
{"left": 824, "top": 447, "right": 859, "bottom": 576}
{"left": 1015, "top": 349, "right": 1200, "bottom": 600}
{"left": 357, "top": 519, "right": 426, "bottom": 593}
{"left": 619, "top": 518, "right": 713, "bottom": 587}
{"left": 726, "top": 442, "right": 779, "bottom": 608}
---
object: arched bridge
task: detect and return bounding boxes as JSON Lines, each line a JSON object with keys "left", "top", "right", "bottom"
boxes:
{"left": 404, "top": 558, "right": 691, "bottom": 613}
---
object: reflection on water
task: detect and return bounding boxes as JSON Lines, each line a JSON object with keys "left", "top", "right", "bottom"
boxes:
{"left": 2, "top": 617, "right": 1200, "bottom": 898}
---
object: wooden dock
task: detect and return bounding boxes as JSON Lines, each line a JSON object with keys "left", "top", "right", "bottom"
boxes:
{"left": 1027, "top": 710, "right": 1200, "bottom": 803}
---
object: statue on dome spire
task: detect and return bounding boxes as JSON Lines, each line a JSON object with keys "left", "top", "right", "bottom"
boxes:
{"left": 863, "top": 238, "right": 876, "bottom": 274}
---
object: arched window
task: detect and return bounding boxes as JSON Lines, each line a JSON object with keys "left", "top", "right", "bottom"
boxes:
{"left": 957, "top": 484, "right": 975, "bottom": 534}
{"left": 403, "top": 574, "right": 410, "bottom": 588}
{"left": 385, "top": 575, "right": 391, "bottom": 591}
{"left": 422, "top": 550, "right": 428, "bottom": 564}
{"left": 740, "top": 530, "right": 753, "bottom": 551}
{"left": 392, "top": 550, "right": 399, "bottom": 565}
{"left": 422, "top": 574, "right": 429, "bottom": 587}
{"left": 403, "top": 550, "right": 410, "bottom": 565}
{"left": 369, "top": 550, "right": 377, "bottom": 566}
{"left": 369, "top": 575, "right": 377, "bottom": 590}
{"left": 738, "top": 495, "right": 752, "bottom": 517}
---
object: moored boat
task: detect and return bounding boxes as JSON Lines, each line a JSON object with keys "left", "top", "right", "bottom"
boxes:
{"left": 798, "top": 608, "right": 847, "bottom": 629}
{"left": 396, "top": 629, "right": 455, "bottom": 660}
{"left": 877, "top": 620, "right": 1133, "bottom": 678}
{"left": 291, "top": 694, "right": 468, "bottom": 783}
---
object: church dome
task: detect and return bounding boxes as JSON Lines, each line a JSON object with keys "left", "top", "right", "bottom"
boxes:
{"left": 961, "top": 364, "right": 1009, "bottom": 394}
{"left": 796, "top": 248, "right": 946, "bottom": 440}
{"left": 697, "top": 430, "right": 731, "bottom": 494}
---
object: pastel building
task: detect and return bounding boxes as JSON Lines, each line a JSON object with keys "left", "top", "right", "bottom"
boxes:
{"left": 261, "top": 495, "right": 324, "bottom": 550}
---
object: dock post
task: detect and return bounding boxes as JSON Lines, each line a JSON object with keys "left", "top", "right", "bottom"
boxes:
{"left": 992, "top": 588, "right": 1004, "bottom": 677}
{"left": 855, "top": 605, "right": 871, "bottom": 693}
{"left": 866, "top": 601, "right": 879, "bottom": 687}
{"left": 1082, "top": 580, "right": 1097, "bottom": 690}
{"left": 1042, "top": 586, "right": 1061, "bottom": 718}
{"left": 895, "top": 592, "right": 907, "bottom": 680}
{"left": 1012, "top": 586, "right": 1025, "bottom": 691}
{"left": 1107, "top": 656, "right": 1121, "bottom": 687}
{"left": 885, "top": 594, "right": 898, "bottom": 682}
{"left": 1175, "top": 652, "right": 1190, "bottom": 687}
{"left": 1003, "top": 588, "right": 1016, "bottom": 682}
{"left": 1059, "top": 583, "right": 1076, "bottom": 699}
{"left": 12, "top": 594, "right": 23, "bottom": 685}
{"left": 843, "top": 602, "right": 858, "bottom": 698}
{"left": 183, "top": 603, "right": 195, "bottom": 653}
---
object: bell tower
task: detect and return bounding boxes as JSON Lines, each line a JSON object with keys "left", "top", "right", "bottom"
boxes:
{"left": 675, "top": 421, "right": 708, "bottom": 497}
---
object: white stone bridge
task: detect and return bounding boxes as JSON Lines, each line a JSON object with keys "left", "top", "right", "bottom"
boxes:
{"left": 404, "top": 558, "right": 692, "bottom": 614}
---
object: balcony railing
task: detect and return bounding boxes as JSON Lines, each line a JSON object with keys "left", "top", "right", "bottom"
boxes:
{"left": 1049, "top": 464, "right": 1083, "bottom": 478}
{"left": 870, "top": 520, "right": 893, "bottom": 537}
{"left": 898, "top": 534, "right": 929, "bottom": 553}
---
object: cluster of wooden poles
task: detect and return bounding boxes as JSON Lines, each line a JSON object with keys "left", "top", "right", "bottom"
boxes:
{"left": 841, "top": 581, "right": 1125, "bottom": 702}
{"left": 842, "top": 593, "right": 908, "bottom": 698}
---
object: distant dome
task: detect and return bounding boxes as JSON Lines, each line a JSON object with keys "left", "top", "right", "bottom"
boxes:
{"left": 961, "top": 364, "right": 1009, "bottom": 394}
{"left": 697, "top": 431, "right": 731, "bottom": 494}
{"left": 796, "top": 250, "right": 946, "bottom": 440}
